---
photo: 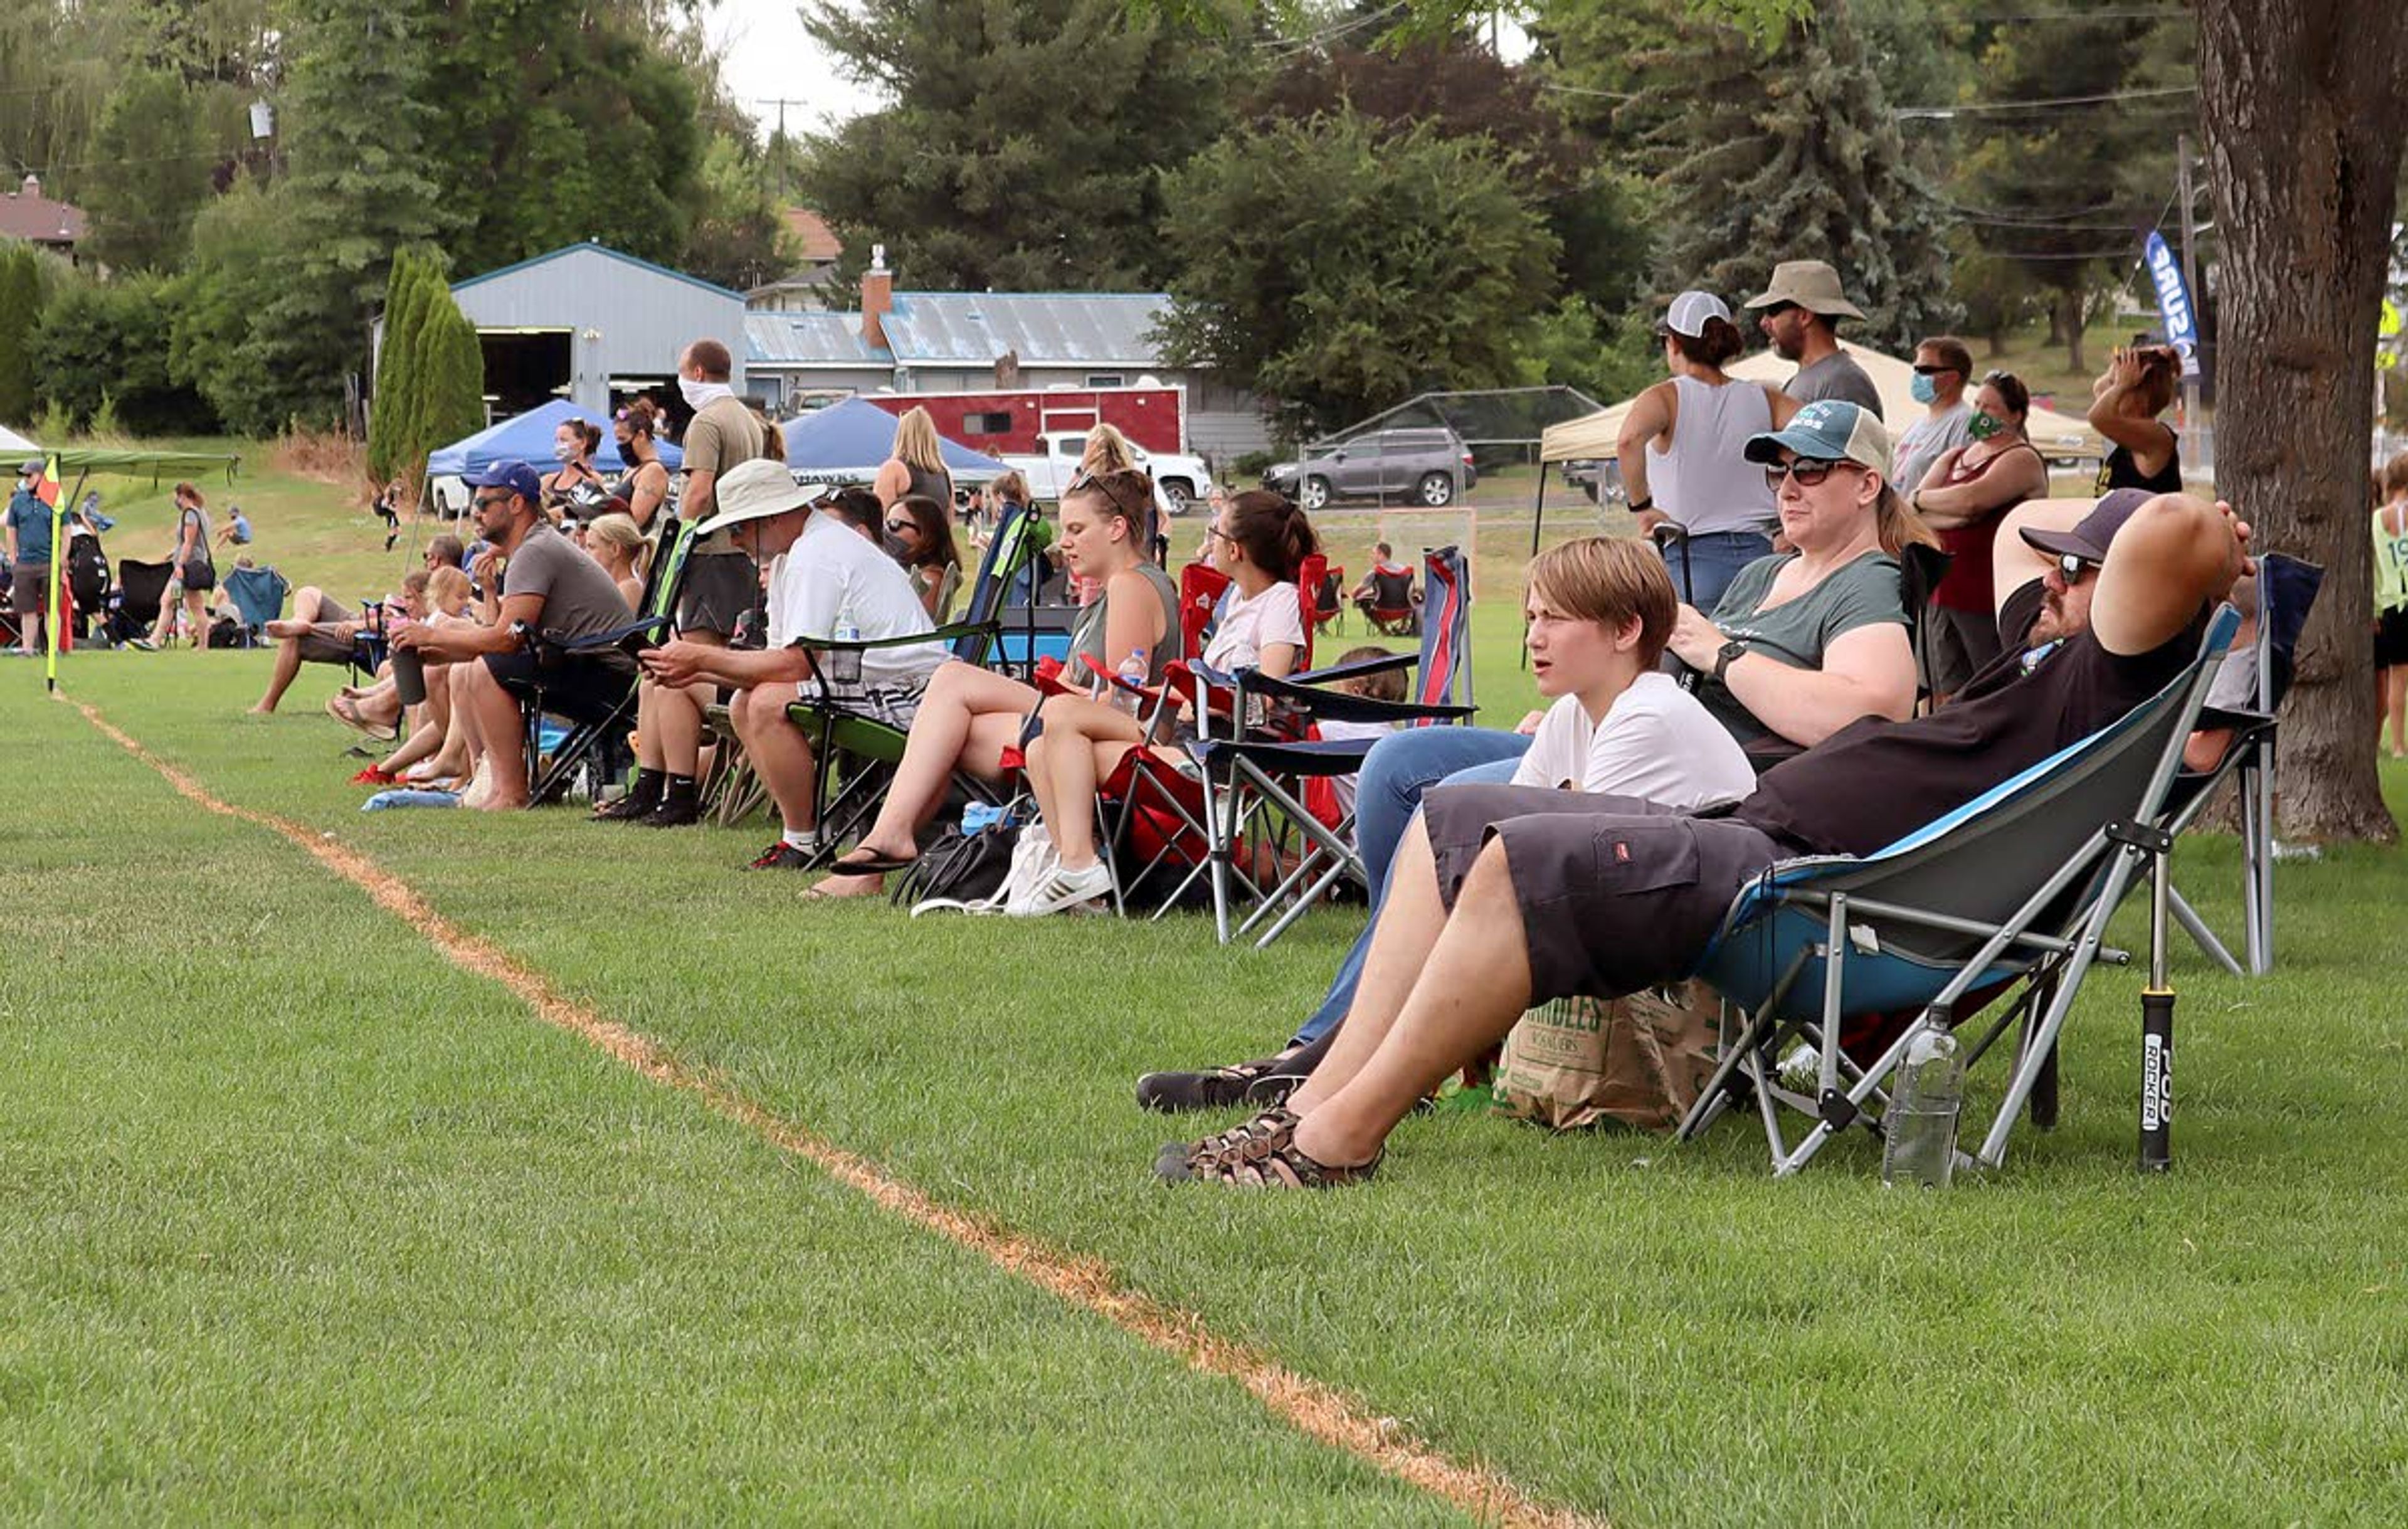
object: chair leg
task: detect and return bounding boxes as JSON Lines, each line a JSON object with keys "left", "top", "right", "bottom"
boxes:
{"left": 2167, "top": 884, "right": 2243, "bottom": 977}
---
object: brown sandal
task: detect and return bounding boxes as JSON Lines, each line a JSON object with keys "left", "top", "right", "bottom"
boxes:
{"left": 1157, "top": 1109, "right": 1380, "bottom": 1189}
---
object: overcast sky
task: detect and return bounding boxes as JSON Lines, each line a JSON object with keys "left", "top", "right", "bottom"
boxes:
{"left": 705, "top": 0, "right": 887, "bottom": 142}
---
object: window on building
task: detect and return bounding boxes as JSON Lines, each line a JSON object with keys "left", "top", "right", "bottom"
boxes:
{"left": 960, "top": 411, "right": 1014, "bottom": 435}
{"left": 1084, "top": 373, "right": 1124, "bottom": 388}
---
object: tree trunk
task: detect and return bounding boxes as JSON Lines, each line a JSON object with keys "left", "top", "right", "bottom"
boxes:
{"left": 2059, "top": 287, "right": 2088, "bottom": 377}
{"left": 2199, "top": 0, "right": 2408, "bottom": 841}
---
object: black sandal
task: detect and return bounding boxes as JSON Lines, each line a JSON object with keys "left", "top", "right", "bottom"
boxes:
{"left": 1136, "top": 1054, "right": 1298, "bottom": 1114}
{"left": 1156, "top": 1109, "right": 1379, "bottom": 1189}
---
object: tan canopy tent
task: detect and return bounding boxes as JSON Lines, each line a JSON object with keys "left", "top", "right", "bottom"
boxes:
{"left": 1538, "top": 341, "right": 2105, "bottom": 464}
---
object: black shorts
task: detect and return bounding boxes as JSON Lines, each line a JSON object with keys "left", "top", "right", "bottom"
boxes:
{"left": 676, "top": 551, "right": 759, "bottom": 638}
{"left": 485, "top": 647, "right": 637, "bottom": 726}
{"left": 1419, "top": 784, "right": 1789, "bottom": 1007}
{"left": 2378, "top": 608, "right": 2408, "bottom": 669}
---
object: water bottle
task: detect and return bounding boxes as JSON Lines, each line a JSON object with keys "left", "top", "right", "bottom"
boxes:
{"left": 1113, "top": 647, "right": 1149, "bottom": 713}
{"left": 826, "top": 622, "right": 863, "bottom": 691}
{"left": 1881, "top": 1025, "right": 1963, "bottom": 1189}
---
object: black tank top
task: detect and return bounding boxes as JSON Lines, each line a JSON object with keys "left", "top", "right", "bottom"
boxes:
{"left": 903, "top": 462, "right": 953, "bottom": 509}
{"left": 2094, "top": 433, "right": 2182, "bottom": 495}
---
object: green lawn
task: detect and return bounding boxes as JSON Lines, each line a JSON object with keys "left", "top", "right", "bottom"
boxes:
{"left": 8, "top": 624, "right": 2407, "bottom": 1520}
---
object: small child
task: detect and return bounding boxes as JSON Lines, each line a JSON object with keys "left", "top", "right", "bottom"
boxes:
{"left": 1318, "top": 644, "right": 1410, "bottom": 833}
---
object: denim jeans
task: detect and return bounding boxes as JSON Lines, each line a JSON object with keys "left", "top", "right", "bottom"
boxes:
{"left": 1289, "top": 726, "right": 1532, "bottom": 1046}
{"left": 1659, "top": 529, "right": 1773, "bottom": 617}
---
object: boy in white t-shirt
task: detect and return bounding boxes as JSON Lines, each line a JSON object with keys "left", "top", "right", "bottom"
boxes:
{"left": 636, "top": 465, "right": 946, "bottom": 870}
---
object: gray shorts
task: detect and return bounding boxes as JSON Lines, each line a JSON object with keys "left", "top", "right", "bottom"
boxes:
{"left": 795, "top": 678, "right": 927, "bottom": 731}
{"left": 1418, "top": 784, "right": 1790, "bottom": 1007}
{"left": 10, "top": 562, "right": 50, "bottom": 620}
{"left": 676, "top": 551, "right": 759, "bottom": 638}
{"left": 296, "top": 598, "right": 358, "bottom": 664}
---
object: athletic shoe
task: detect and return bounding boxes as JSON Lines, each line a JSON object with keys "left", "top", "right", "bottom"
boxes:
{"left": 128, "top": 637, "right": 158, "bottom": 652}
{"left": 745, "top": 839, "right": 818, "bottom": 872}
{"left": 1008, "top": 859, "right": 1113, "bottom": 917}
{"left": 636, "top": 796, "right": 702, "bottom": 828}
{"left": 349, "top": 766, "right": 398, "bottom": 786}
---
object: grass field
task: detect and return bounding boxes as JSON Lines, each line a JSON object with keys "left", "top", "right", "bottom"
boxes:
{"left": 11, "top": 433, "right": 2402, "bottom": 1521}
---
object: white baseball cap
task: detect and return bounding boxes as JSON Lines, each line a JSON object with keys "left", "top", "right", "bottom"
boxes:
{"left": 1663, "top": 290, "right": 1733, "bottom": 339}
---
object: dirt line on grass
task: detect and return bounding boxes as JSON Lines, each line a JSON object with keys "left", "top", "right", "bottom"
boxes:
{"left": 68, "top": 696, "right": 1602, "bottom": 1529}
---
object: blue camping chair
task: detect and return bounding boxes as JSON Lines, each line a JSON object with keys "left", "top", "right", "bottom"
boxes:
{"left": 1677, "top": 606, "right": 2242, "bottom": 1177}
{"left": 221, "top": 565, "right": 290, "bottom": 647}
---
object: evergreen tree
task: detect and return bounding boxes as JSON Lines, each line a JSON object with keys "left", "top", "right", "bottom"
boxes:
{"left": 367, "top": 249, "right": 433, "bottom": 484}
{"left": 802, "top": 0, "right": 1252, "bottom": 291}
{"left": 1631, "top": 0, "right": 1956, "bottom": 352}
{"left": 428, "top": 299, "right": 486, "bottom": 449}
{"left": 80, "top": 67, "right": 213, "bottom": 273}
{"left": 0, "top": 246, "right": 42, "bottom": 426}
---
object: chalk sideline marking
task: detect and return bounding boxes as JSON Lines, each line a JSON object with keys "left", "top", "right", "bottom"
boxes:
{"left": 68, "top": 697, "right": 1600, "bottom": 1529}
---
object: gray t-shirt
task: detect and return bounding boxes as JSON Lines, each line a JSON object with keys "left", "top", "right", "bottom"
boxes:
{"left": 1070, "top": 561, "right": 1182, "bottom": 682}
{"left": 1893, "top": 402, "right": 1974, "bottom": 495}
{"left": 1699, "top": 549, "right": 1908, "bottom": 744}
{"left": 502, "top": 521, "right": 636, "bottom": 641}
{"left": 1787, "top": 350, "right": 1884, "bottom": 420}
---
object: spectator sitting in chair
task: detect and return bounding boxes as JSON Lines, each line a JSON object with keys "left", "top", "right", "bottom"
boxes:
{"left": 391, "top": 461, "right": 636, "bottom": 813}
{"left": 635, "top": 470, "right": 946, "bottom": 866}
{"left": 250, "top": 534, "right": 466, "bottom": 715}
{"left": 1349, "top": 544, "right": 1419, "bottom": 628}
{"left": 1157, "top": 485, "right": 2250, "bottom": 1188}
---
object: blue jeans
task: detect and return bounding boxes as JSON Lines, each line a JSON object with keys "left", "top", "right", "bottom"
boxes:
{"left": 1660, "top": 530, "right": 1772, "bottom": 616}
{"left": 1290, "top": 726, "right": 1532, "bottom": 1045}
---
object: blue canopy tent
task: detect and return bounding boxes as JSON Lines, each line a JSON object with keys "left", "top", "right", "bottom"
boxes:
{"left": 426, "top": 399, "right": 684, "bottom": 477}
{"left": 781, "top": 396, "right": 1006, "bottom": 485}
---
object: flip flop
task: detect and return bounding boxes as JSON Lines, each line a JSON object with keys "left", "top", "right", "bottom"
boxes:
{"left": 821, "top": 852, "right": 916, "bottom": 876}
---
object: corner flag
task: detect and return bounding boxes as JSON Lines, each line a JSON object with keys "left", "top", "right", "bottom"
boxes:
{"left": 37, "top": 455, "right": 64, "bottom": 691}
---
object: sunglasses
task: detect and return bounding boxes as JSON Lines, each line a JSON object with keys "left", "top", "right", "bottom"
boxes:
{"left": 1065, "top": 468, "right": 1146, "bottom": 521}
{"left": 2054, "top": 551, "right": 2095, "bottom": 585}
{"left": 884, "top": 518, "right": 917, "bottom": 536}
{"left": 1762, "top": 457, "right": 1856, "bottom": 490}
{"left": 1911, "top": 363, "right": 1962, "bottom": 377}
{"left": 472, "top": 493, "right": 514, "bottom": 511}
{"left": 1760, "top": 300, "right": 1802, "bottom": 319}
{"left": 1983, "top": 369, "right": 2019, "bottom": 386}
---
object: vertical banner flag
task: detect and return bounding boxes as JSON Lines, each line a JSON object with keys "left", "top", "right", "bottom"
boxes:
{"left": 38, "top": 455, "right": 63, "bottom": 690}
{"left": 2144, "top": 230, "right": 2203, "bottom": 380}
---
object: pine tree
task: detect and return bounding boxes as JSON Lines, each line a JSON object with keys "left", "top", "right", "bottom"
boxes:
{"left": 428, "top": 300, "right": 486, "bottom": 449}
{"left": 0, "top": 247, "right": 41, "bottom": 426}
{"left": 367, "top": 249, "right": 431, "bottom": 484}
{"left": 1632, "top": 0, "right": 1956, "bottom": 352}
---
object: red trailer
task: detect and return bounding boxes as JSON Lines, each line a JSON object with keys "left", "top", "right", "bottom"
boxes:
{"left": 857, "top": 384, "right": 1187, "bottom": 457}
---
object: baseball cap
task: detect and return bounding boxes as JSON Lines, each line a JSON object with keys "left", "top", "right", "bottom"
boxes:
{"left": 1741, "top": 399, "right": 1894, "bottom": 481}
{"left": 19, "top": 458, "right": 41, "bottom": 476}
{"left": 464, "top": 460, "right": 543, "bottom": 504}
{"left": 692, "top": 457, "right": 820, "bottom": 539}
{"left": 1662, "top": 290, "right": 1731, "bottom": 339}
{"left": 2019, "top": 488, "right": 2154, "bottom": 566}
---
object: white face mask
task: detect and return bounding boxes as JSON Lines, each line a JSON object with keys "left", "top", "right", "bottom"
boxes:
{"left": 680, "top": 376, "right": 733, "bottom": 411}
{"left": 552, "top": 441, "right": 579, "bottom": 462}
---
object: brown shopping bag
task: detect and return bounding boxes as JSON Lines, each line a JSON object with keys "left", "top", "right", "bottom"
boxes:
{"left": 1492, "top": 981, "right": 1722, "bottom": 1132}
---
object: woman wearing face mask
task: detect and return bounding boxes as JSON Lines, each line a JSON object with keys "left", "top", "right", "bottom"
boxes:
{"left": 883, "top": 492, "right": 963, "bottom": 620}
{"left": 542, "top": 420, "right": 607, "bottom": 512}
{"left": 608, "top": 401, "right": 671, "bottom": 531}
{"left": 1908, "top": 371, "right": 2051, "bottom": 698}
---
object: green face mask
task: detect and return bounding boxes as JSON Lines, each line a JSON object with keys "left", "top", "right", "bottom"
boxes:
{"left": 1967, "top": 411, "right": 2002, "bottom": 441}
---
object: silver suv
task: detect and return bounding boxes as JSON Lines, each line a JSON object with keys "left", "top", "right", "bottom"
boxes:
{"left": 1264, "top": 427, "right": 1474, "bottom": 511}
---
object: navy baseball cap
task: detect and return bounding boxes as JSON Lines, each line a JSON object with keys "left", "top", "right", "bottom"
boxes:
{"left": 2020, "top": 487, "right": 2154, "bottom": 566}
{"left": 465, "top": 460, "right": 543, "bottom": 504}
{"left": 1741, "top": 399, "right": 1894, "bottom": 481}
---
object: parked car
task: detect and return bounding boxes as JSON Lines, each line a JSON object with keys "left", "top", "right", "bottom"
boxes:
{"left": 1262, "top": 427, "right": 1475, "bottom": 511}
{"left": 1000, "top": 430, "right": 1208, "bottom": 516}
{"left": 1562, "top": 457, "right": 1626, "bottom": 507}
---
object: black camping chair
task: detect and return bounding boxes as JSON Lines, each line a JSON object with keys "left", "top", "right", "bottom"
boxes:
{"left": 107, "top": 559, "right": 174, "bottom": 647}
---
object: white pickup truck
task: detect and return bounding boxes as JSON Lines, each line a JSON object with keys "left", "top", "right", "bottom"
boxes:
{"left": 1000, "top": 430, "right": 1211, "bottom": 516}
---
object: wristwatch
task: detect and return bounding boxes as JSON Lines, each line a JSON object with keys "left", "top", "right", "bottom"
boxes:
{"left": 1712, "top": 638, "right": 1746, "bottom": 683}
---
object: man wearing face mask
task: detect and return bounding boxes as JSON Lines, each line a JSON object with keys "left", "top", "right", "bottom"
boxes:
{"left": 604, "top": 337, "right": 779, "bottom": 828}
{"left": 1891, "top": 336, "right": 1976, "bottom": 496}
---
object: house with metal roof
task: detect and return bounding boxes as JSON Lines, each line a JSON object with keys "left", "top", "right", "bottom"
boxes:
{"left": 0, "top": 175, "right": 87, "bottom": 263}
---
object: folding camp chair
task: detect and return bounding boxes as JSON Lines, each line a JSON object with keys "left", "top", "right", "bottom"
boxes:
{"left": 783, "top": 500, "right": 1048, "bottom": 862}
{"left": 106, "top": 559, "right": 174, "bottom": 647}
{"left": 1312, "top": 565, "right": 1345, "bottom": 635}
{"left": 1677, "top": 606, "right": 2242, "bottom": 1177}
{"left": 222, "top": 565, "right": 290, "bottom": 647}
{"left": 2161, "top": 553, "right": 2322, "bottom": 976}
{"left": 1357, "top": 565, "right": 1420, "bottom": 636}
{"left": 522, "top": 517, "right": 697, "bottom": 807}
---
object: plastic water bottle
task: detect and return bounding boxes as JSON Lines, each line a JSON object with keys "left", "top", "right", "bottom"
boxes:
{"left": 827, "top": 622, "right": 863, "bottom": 690}
{"left": 1113, "top": 648, "right": 1149, "bottom": 713}
{"left": 1881, "top": 1027, "right": 1963, "bottom": 1189}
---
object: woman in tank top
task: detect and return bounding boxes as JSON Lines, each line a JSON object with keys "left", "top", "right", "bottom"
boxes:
{"left": 1615, "top": 290, "right": 1798, "bottom": 613}
{"left": 1909, "top": 369, "right": 2051, "bottom": 696}
{"left": 607, "top": 401, "right": 672, "bottom": 530}
{"left": 875, "top": 405, "right": 955, "bottom": 522}
{"left": 806, "top": 467, "right": 1177, "bottom": 898}
{"left": 2088, "top": 343, "right": 2184, "bottom": 494}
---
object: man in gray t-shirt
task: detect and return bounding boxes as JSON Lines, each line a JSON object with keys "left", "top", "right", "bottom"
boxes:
{"left": 1745, "top": 258, "right": 1885, "bottom": 420}
{"left": 395, "top": 459, "right": 638, "bottom": 811}
{"left": 1891, "top": 336, "right": 1977, "bottom": 494}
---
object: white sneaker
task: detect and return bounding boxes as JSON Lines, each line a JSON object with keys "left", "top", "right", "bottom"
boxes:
{"left": 1010, "top": 860, "right": 1114, "bottom": 917}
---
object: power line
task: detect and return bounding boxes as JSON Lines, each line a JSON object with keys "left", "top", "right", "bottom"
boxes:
{"left": 1894, "top": 83, "right": 2195, "bottom": 117}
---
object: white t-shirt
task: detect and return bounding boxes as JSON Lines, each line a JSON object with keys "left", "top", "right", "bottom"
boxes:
{"left": 1203, "top": 581, "right": 1307, "bottom": 672}
{"left": 767, "top": 513, "right": 948, "bottom": 687}
{"left": 1511, "top": 671, "right": 1756, "bottom": 808}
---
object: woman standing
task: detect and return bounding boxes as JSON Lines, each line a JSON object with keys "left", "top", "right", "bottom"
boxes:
{"left": 874, "top": 406, "right": 953, "bottom": 520}
{"left": 1615, "top": 290, "right": 1799, "bottom": 611}
{"left": 883, "top": 493, "right": 964, "bottom": 620}
{"left": 2088, "top": 344, "right": 2184, "bottom": 494}
{"left": 2373, "top": 452, "right": 2408, "bottom": 758}
{"left": 1910, "top": 371, "right": 2051, "bottom": 697}
{"left": 147, "top": 482, "right": 216, "bottom": 649}
{"left": 608, "top": 402, "right": 672, "bottom": 531}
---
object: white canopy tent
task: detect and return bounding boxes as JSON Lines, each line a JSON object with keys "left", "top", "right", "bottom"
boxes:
{"left": 0, "top": 423, "right": 41, "bottom": 460}
{"left": 1537, "top": 341, "right": 2106, "bottom": 465}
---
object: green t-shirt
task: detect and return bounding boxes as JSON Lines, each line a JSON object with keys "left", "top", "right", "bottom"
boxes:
{"left": 1698, "top": 549, "right": 1907, "bottom": 744}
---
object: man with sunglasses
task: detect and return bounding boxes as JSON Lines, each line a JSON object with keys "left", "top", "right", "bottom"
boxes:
{"left": 1893, "top": 336, "right": 1977, "bottom": 495}
{"left": 1745, "top": 259, "right": 1884, "bottom": 420}
{"left": 394, "top": 461, "right": 638, "bottom": 812}
{"left": 1165, "top": 477, "right": 2249, "bottom": 1190}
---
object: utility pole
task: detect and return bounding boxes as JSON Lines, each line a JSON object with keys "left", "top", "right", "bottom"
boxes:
{"left": 756, "top": 97, "right": 812, "bottom": 204}
{"left": 2176, "top": 132, "right": 2205, "bottom": 478}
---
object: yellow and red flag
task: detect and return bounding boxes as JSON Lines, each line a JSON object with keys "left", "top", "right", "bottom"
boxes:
{"left": 40, "top": 454, "right": 67, "bottom": 685}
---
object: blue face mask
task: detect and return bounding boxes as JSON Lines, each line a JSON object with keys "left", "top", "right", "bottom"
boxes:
{"left": 1909, "top": 373, "right": 1939, "bottom": 405}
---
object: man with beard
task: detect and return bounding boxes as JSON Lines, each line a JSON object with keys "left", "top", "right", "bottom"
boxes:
{"left": 1747, "top": 259, "right": 1884, "bottom": 419}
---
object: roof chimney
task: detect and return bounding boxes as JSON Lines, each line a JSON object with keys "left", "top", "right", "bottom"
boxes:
{"left": 16, "top": 174, "right": 36, "bottom": 199}
{"left": 860, "top": 243, "right": 892, "bottom": 351}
